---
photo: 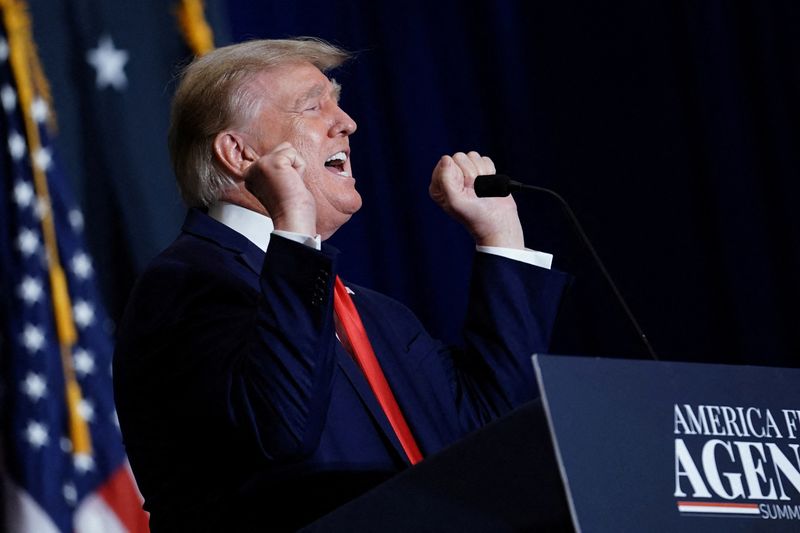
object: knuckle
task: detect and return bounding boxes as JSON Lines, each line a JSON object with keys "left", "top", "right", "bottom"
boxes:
{"left": 460, "top": 164, "right": 477, "bottom": 177}
{"left": 271, "top": 156, "right": 291, "bottom": 169}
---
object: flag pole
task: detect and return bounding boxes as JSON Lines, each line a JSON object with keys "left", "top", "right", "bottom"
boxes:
{"left": 0, "top": 0, "right": 91, "bottom": 455}
{"left": 175, "top": 0, "right": 215, "bottom": 56}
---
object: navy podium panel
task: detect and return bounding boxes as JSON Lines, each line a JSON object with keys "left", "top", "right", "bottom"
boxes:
{"left": 535, "top": 354, "right": 800, "bottom": 532}
{"left": 303, "top": 399, "right": 572, "bottom": 532}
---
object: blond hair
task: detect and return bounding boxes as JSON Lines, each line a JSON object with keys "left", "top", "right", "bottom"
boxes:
{"left": 168, "top": 38, "right": 350, "bottom": 207}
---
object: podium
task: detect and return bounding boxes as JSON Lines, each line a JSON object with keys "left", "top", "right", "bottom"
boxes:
{"left": 304, "top": 355, "right": 800, "bottom": 532}
{"left": 301, "top": 399, "right": 572, "bottom": 532}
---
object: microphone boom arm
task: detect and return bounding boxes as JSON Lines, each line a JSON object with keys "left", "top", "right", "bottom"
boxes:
{"left": 475, "top": 174, "right": 659, "bottom": 360}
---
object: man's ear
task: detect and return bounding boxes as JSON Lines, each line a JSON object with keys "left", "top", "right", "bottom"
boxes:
{"left": 213, "top": 131, "right": 257, "bottom": 179}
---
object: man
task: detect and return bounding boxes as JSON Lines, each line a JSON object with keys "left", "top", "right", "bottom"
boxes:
{"left": 113, "top": 38, "right": 568, "bottom": 532}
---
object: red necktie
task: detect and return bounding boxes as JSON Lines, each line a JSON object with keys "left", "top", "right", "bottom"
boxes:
{"left": 333, "top": 276, "right": 423, "bottom": 465}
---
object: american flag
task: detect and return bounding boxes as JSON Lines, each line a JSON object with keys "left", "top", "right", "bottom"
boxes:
{"left": 0, "top": 5, "right": 148, "bottom": 532}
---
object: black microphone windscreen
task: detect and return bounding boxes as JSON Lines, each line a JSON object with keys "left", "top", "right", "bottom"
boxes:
{"left": 474, "top": 174, "right": 512, "bottom": 197}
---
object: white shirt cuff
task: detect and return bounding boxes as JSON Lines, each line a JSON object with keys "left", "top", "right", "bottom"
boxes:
{"left": 476, "top": 246, "right": 553, "bottom": 269}
{"left": 273, "top": 230, "right": 322, "bottom": 251}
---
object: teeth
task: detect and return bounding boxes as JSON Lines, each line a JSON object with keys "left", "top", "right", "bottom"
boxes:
{"left": 325, "top": 151, "right": 347, "bottom": 163}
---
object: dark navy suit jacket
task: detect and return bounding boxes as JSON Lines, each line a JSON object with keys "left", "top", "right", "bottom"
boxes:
{"left": 113, "top": 209, "right": 569, "bottom": 532}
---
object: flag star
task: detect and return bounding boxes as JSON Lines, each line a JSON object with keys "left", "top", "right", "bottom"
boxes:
{"left": 110, "top": 410, "right": 120, "bottom": 429}
{"left": 73, "top": 300, "right": 95, "bottom": 329}
{"left": 16, "top": 228, "right": 40, "bottom": 257}
{"left": 13, "top": 180, "right": 34, "bottom": 207}
{"left": 21, "top": 323, "right": 45, "bottom": 353}
{"left": 21, "top": 372, "right": 47, "bottom": 401}
{"left": 0, "top": 38, "right": 8, "bottom": 62}
{"left": 60, "top": 436, "right": 73, "bottom": 453}
{"left": 25, "top": 420, "right": 49, "bottom": 448}
{"left": 73, "top": 453, "right": 95, "bottom": 473}
{"left": 63, "top": 482, "right": 78, "bottom": 506}
{"left": 73, "top": 348, "right": 95, "bottom": 377}
{"left": 69, "top": 209, "right": 84, "bottom": 232}
{"left": 8, "top": 130, "right": 26, "bottom": 160}
{"left": 71, "top": 252, "right": 94, "bottom": 280}
{"left": 1, "top": 84, "right": 16, "bottom": 112}
{"left": 18, "top": 276, "right": 43, "bottom": 305}
{"left": 30, "top": 97, "right": 49, "bottom": 124}
{"left": 86, "top": 35, "right": 129, "bottom": 91}
{"left": 33, "top": 147, "right": 52, "bottom": 172}
{"left": 77, "top": 399, "right": 95, "bottom": 422}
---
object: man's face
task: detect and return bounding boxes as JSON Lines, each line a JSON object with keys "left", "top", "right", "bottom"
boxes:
{"left": 243, "top": 61, "right": 360, "bottom": 239}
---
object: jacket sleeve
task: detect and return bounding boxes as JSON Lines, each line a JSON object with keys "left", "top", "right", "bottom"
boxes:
{"left": 231, "top": 236, "right": 341, "bottom": 459}
{"left": 114, "top": 235, "right": 342, "bottom": 467}
{"left": 453, "top": 252, "right": 570, "bottom": 430}
{"left": 345, "top": 251, "right": 570, "bottom": 444}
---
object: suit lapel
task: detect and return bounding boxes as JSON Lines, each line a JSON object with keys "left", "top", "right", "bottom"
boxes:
{"left": 335, "top": 345, "right": 410, "bottom": 465}
{"left": 183, "top": 210, "right": 410, "bottom": 462}
{"left": 334, "top": 283, "right": 418, "bottom": 466}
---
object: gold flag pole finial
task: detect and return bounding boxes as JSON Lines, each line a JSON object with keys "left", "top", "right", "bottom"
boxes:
{"left": 175, "top": 0, "right": 215, "bottom": 56}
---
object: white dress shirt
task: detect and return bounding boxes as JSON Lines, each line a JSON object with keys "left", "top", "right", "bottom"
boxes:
{"left": 207, "top": 202, "right": 552, "bottom": 269}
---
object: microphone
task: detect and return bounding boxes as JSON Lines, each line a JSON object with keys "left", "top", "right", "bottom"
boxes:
{"left": 475, "top": 174, "right": 658, "bottom": 360}
{"left": 474, "top": 174, "right": 527, "bottom": 197}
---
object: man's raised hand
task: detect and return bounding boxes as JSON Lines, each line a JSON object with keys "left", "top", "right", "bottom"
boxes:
{"left": 245, "top": 142, "right": 317, "bottom": 236}
{"left": 429, "top": 151, "right": 525, "bottom": 249}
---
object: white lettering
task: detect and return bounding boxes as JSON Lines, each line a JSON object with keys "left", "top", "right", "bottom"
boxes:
{"left": 783, "top": 410, "right": 800, "bottom": 440}
{"left": 721, "top": 406, "right": 745, "bottom": 437}
{"left": 682, "top": 405, "right": 709, "bottom": 435}
{"left": 707, "top": 406, "right": 725, "bottom": 436}
{"left": 760, "top": 503, "right": 800, "bottom": 520}
{"left": 766, "top": 410, "right": 783, "bottom": 439}
{"left": 734, "top": 441, "right": 777, "bottom": 500}
{"left": 702, "top": 440, "right": 745, "bottom": 499}
{"left": 735, "top": 407, "right": 751, "bottom": 437}
{"left": 780, "top": 505, "right": 800, "bottom": 519}
{"left": 767, "top": 443, "right": 800, "bottom": 501}
{"left": 675, "top": 438, "right": 712, "bottom": 497}
{"left": 747, "top": 408, "right": 766, "bottom": 438}
{"left": 674, "top": 404, "right": 692, "bottom": 435}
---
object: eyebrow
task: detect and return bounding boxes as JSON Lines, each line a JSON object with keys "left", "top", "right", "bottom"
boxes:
{"left": 294, "top": 79, "right": 342, "bottom": 109}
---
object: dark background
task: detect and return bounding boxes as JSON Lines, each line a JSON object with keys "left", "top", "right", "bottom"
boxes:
{"left": 36, "top": 0, "right": 800, "bottom": 368}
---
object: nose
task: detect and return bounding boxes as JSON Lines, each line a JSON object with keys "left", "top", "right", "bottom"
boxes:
{"left": 330, "top": 106, "right": 357, "bottom": 137}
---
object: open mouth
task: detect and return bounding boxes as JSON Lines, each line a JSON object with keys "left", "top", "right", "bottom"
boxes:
{"left": 324, "top": 151, "right": 350, "bottom": 177}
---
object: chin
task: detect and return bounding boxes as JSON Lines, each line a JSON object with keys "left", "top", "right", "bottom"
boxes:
{"left": 338, "top": 190, "right": 363, "bottom": 215}
{"left": 349, "top": 194, "right": 363, "bottom": 213}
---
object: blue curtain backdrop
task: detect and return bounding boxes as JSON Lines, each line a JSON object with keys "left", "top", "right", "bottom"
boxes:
{"left": 37, "top": 1, "right": 800, "bottom": 367}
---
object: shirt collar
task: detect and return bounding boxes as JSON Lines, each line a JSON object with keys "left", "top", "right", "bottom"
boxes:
{"left": 207, "top": 202, "right": 273, "bottom": 253}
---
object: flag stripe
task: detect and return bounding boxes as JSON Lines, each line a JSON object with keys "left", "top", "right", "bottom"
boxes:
{"left": 677, "top": 501, "right": 761, "bottom": 515}
{"left": 98, "top": 465, "right": 149, "bottom": 533}
{"left": 74, "top": 493, "right": 127, "bottom": 533}
{"left": 0, "top": 5, "right": 148, "bottom": 531}
{"left": 677, "top": 501, "right": 759, "bottom": 509}
{"left": 3, "top": 479, "right": 61, "bottom": 533}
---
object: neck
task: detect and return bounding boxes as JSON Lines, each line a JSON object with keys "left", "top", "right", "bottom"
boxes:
{"left": 218, "top": 185, "right": 269, "bottom": 217}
